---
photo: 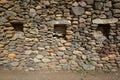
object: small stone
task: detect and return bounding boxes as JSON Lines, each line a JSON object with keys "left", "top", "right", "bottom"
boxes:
{"left": 38, "top": 47, "right": 45, "bottom": 51}
{"left": 12, "top": 32, "right": 24, "bottom": 39}
{"left": 59, "top": 59, "right": 67, "bottom": 64}
{"left": 79, "top": 1, "right": 87, "bottom": 7}
{"left": 94, "top": 2, "right": 103, "bottom": 10}
{"left": 36, "top": 5, "right": 42, "bottom": 10}
{"left": 42, "top": 58, "right": 51, "bottom": 63}
{"left": 16, "top": 47, "right": 24, "bottom": 52}
{"left": 113, "top": 3, "right": 120, "bottom": 9}
{"left": 73, "top": 50, "right": 83, "bottom": 56}
{"left": 36, "top": 55, "right": 43, "bottom": 59}
{"left": 29, "top": 28, "right": 39, "bottom": 34}
{"left": 82, "top": 55, "right": 87, "bottom": 60}
{"left": 0, "top": 0, "right": 6, "bottom": 4}
{"left": 83, "top": 64, "right": 95, "bottom": 70}
{"left": 62, "top": 64, "right": 70, "bottom": 70}
{"left": 105, "top": 1, "right": 112, "bottom": 8}
{"left": 56, "top": 51, "right": 64, "bottom": 56}
{"left": 0, "top": 44, "right": 4, "bottom": 48}
{"left": 86, "top": 0, "right": 94, "bottom": 4}
{"left": 10, "top": 62, "right": 19, "bottom": 67}
{"left": 29, "top": 9, "right": 36, "bottom": 17}
{"left": 34, "top": 58, "right": 40, "bottom": 62}
{"left": 101, "top": 57, "right": 109, "bottom": 61}
{"left": 72, "top": 2, "right": 78, "bottom": 6}
{"left": 25, "top": 50, "right": 32, "bottom": 54}
{"left": 108, "top": 54, "right": 116, "bottom": 59}
{"left": 8, "top": 53, "right": 16, "bottom": 59}
{"left": 58, "top": 47, "right": 66, "bottom": 51}
{"left": 6, "top": 33, "right": 13, "bottom": 38}
{"left": 85, "top": 11, "right": 92, "bottom": 16}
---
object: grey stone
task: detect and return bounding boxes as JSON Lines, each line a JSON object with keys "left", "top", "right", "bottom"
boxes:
{"left": 29, "top": 28, "right": 39, "bottom": 34}
{"left": 92, "top": 18, "right": 118, "bottom": 24}
{"left": 86, "top": 0, "right": 94, "bottom": 4}
{"left": 113, "top": 9, "right": 120, "bottom": 14}
{"left": 10, "top": 62, "right": 19, "bottom": 67}
{"left": 94, "top": 2, "right": 103, "bottom": 10}
{"left": 47, "top": 20, "right": 71, "bottom": 25}
{"left": 113, "top": 3, "right": 120, "bottom": 9}
{"left": 12, "top": 32, "right": 24, "bottom": 39}
{"left": 105, "top": 1, "right": 112, "bottom": 8}
{"left": 82, "top": 64, "right": 95, "bottom": 70}
{"left": 71, "top": 7, "right": 85, "bottom": 16}
{"left": 29, "top": 8, "right": 36, "bottom": 17}
{"left": 112, "top": 0, "right": 120, "bottom": 2}
{"left": 65, "top": 50, "right": 73, "bottom": 55}
{"left": 5, "top": 11, "right": 17, "bottom": 17}
{"left": 117, "top": 36, "right": 120, "bottom": 40}
{"left": 105, "top": 11, "right": 112, "bottom": 18}
{"left": 95, "top": 0, "right": 105, "bottom": 1}
{"left": 62, "top": 64, "right": 70, "bottom": 70}
{"left": 0, "top": 61, "right": 3, "bottom": 65}
{"left": 56, "top": 51, "right": 64, "bottom": 56}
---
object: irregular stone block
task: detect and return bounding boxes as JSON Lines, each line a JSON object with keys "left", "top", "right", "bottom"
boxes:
{"left": 113, "top": 3, "right": 120, "bottom": 9}
{"left": 112, "top": 0, "right": 120, "bottom": 2}
{"left": 71, "top": 7, "right": 85, "bottom": 16}
{"left": 82, "top": 64, "right": 95, "bottom": 70}
{"left": 86, "top": 0, "right": 94, "bottom": 4}
{"left": 92, "top": 18, "right": 118, "bottom": 24}
{"left": 94, "top": 2, "right": 104, "bottom": 10}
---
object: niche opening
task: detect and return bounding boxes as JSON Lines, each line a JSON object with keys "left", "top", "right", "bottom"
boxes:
{"left": 96, "top": 24, "right": 110, "bottom": 39}
{"left": 10, "top": 22, "right": 24, "bottom": 32}
{"left": 54, "top": 24, "right": 67, "bottom": 39}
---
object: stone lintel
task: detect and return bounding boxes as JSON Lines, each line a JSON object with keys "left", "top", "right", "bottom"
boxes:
{"left": 92, "top": 18, "right": 118, "bottom": 24}
{"left": 46, "top": 20, "right": 71, "bottom": 25}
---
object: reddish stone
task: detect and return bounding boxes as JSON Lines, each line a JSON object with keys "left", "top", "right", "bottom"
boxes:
{"left": 16, "top": 47, "right": 24, "bottom": 52}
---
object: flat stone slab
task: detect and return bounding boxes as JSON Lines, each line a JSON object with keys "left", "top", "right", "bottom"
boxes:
{"left": 47, "top": 20, "right": 71, "bottom": 25}
{"left": 92, "top": 18, "right": 118, "bottom": 24}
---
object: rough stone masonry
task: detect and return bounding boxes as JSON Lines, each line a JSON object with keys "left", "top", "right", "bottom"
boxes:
{"left": 0, "top": 0, "right": 120, "bottom": 71}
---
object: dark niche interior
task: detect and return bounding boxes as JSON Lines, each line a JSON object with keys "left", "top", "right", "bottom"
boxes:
{"left": 54, "top": 24, "right": 67, "bottom": 39}
{"left": 10, "top": 22, "right": 24, "bottom": 32}
{"left": 96, "top": 24, "right": 111, "bottom": 39}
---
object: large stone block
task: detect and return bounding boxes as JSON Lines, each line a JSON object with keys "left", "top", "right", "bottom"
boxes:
{"left": 71, "top": 7, "right": 85, "bottom": 16}
{"left": 92, "top": 18, "right": 118, "bottom": 24}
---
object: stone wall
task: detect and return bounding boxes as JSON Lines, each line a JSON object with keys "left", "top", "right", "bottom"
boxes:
{"left": 0, "top": 0, "right": 120, "bottom": 71}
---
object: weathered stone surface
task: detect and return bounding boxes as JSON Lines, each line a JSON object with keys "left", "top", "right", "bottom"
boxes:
{"left": 29, "top": 9, "right": 36, "bottom": 17}
{"left": 42, "top": 58, "right": 51, "bottom": 63}
{"left": 10, "top": 62, "right": 19, "bottom": 67}
{"left": 86, "top": 0, "right": 94, "bottom": 4}
{"left": 71, "top": 7, "right": 85, "bottom": 16}
{"left": 113, "top": 3, "right": 120, "bottom": 9}
{"left": 82, "top": 64, "right": 95, "bottom": 70}
{"left": 47, "top": 20, "right": 71, "bottom": 25}
{"left": 56, "top": 51, "right": 64, "bottom": 56}
{"left": 113, "top": 9, "right": 120, "bottom": 14}
{"left": 112, "top": 0, "right": 120, "bottom": 2}
{"left": 94, "top": 2, "right": 104, "bottom": 10}
{"left": 92, "top": 18, "right": 118, "bottom": 24}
